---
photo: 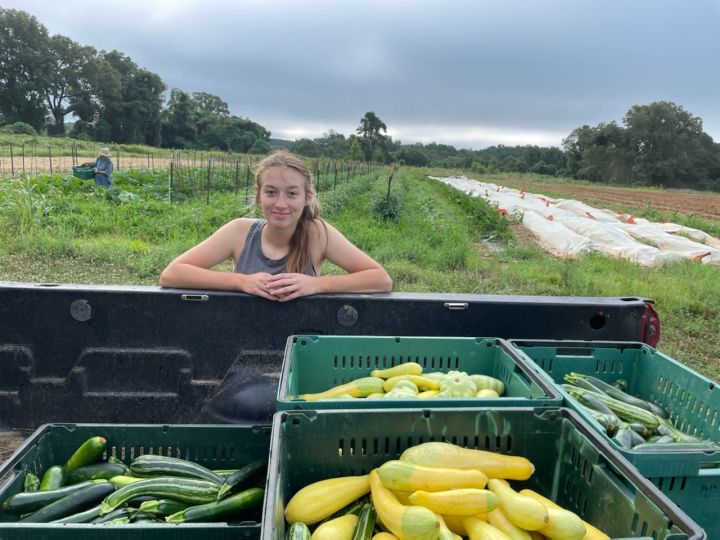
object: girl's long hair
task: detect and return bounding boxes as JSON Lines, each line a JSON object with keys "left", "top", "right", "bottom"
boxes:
{"left": 254, "top": 150, "right": 322, "bottom": 274}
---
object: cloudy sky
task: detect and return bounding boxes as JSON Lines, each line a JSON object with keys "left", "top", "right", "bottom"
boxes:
{"left": 5, "top": 0, "right": 720, "bottom": 149}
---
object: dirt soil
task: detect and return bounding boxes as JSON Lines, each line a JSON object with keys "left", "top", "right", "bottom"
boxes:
{"left": 495, "top": 178, "right": 720, "bottom": 222}
{"left": 0, "top": 430, "right": 30, "bottom": 466}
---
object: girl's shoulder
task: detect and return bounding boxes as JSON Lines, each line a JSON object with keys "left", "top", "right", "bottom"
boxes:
{"left": 308, "top": 217, "right": 331, "bottom": 239}
{"left": 228, "top": 217, "right": 261, "bottom": 229}
{"left": 221, "top": 217, "right": 262, "bottom": 240}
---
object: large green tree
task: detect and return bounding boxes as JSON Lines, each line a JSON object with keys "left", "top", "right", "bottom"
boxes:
{"left": 0, "top": 8, "right": 50, "bottom": 129}
{"left": 624, "top": 101, "right": 718, "bottom": 187}
{"left": 563, "top": 122, "right": 632, "bottom": 183}
{"left": 356, "top": 111, "right": 388, "bottom": 161}
{"left": 44, "top": 35, "right": 96, "bottom": 134}
{"left": 68, "top": 55, "right": 122, "bottom": 140}
{"left": 161, "top": 89, "right": 197, "bottom": 148}
{"left": 97, "top": 51, "right": 165, "bottom": 145}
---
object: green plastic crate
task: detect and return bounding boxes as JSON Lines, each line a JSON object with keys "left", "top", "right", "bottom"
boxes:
{"left": 511, "top": 339, "right": 720, "bottom": 539}
{"left": 277, "top": 336, "right": 562, "bottom": 410}
{"left": 263, "top": 408, "right": 704, "bottom": 539}
{"left": 0, "top": 423, "right": 271, "bottom": 539}
{"left": 72, "top": 165, "right": 95, "bottom": 180}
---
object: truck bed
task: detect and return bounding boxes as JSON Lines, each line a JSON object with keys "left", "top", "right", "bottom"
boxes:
{"left": 0, "top": 281, "right": 659, "bottom": 464}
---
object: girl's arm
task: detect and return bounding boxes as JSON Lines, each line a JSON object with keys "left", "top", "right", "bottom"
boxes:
{"left": 260, "top": 220, "right": 393, "bottom": 301}
{"left": 159, "top": 219, "right": 260, "bottom": 293}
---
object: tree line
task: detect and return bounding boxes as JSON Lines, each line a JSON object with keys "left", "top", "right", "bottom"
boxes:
{"left": 296, "top": 104, "right": 720, "bottom": 191}
{"left": 0, "top": 8, "right": 271, "bottom": 154}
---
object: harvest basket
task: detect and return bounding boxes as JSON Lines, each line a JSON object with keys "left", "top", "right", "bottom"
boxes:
{"left": 72, "top": 164, "right": 95, "bottom": 180}
{"left": 0, "top": 423, "right": 271, "bottom": 538}
{"left": 263, "top": 408, "right": 705, "bottom": 539}
{"left": 510, "top": 339, "right": 720, "bottom": 538}
{"left": 277, "top": 335, "right": 562, "bottom": 410}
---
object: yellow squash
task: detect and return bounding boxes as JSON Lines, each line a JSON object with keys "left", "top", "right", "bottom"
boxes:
{"left": 285, "top": 474, "right": 370, "bottom": 525}
{"left": 436, "top": 514, "right": 462, "bottom": 540}
{"left": 487, "top": 479, "right": 548, "bottom": 531}
{"left": 520, "top": 489, "right": 605, "bottom": 540}
{"left": 371, "top": 362, "right": 423, "bottom": 379}
{"left": 311, "top": 514, "right": 358, "bottom": 540}
{"left": 383, "top": 375, "right": 440, "bottom": 392}
{"left": 440, "top": 514, "right": 469, "bottom": 537}
{"left": 377, "top": 460, "right": 488, "bottom": 492}
{"left": 463, "top": 516, "right": 513, "bottom": 540}
{"left": 370, "top": 469, "right": 440, "bottom": 540}
{"left": 400, "top": 442, "right": 535, "bottom": 480}
{"left": 408, "top": 489, "right": 498, "bottom": 516}
{"left": 487, "top": 507, "right": 532, "bottom": 540}
{"left": 301, "top": 377, "right": 385, "bottom": 401}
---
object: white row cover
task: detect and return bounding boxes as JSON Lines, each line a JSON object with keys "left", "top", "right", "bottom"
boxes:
{"left": 430, "top": 176, "right": 720, "bottom": 267}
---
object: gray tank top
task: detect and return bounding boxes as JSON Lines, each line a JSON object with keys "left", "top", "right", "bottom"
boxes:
{"left": 234, "top": 220, "right": 316, "bottom": 276}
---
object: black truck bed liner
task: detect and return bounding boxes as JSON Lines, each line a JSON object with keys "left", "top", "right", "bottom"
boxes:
{"left": 0, "top": 281, "right": 658, "bottom": 459}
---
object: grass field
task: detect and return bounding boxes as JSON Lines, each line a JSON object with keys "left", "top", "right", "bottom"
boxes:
{"left": 1, "top": 165, "right": 718, "bottom": 381}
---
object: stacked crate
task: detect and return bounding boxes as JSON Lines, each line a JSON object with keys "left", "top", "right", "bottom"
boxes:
{"left": 510, "top": 339, "right": 720, "bottom": 539}
{"left": 265, "top": 334, "right": 707, "bottom": 539}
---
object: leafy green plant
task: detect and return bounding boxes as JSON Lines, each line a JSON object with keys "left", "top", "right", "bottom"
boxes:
{"left": 371, "top": 191, "right": 402, "bottom": 222}
{"left": 0, "top": 179, "right": 54, "bottom": 235}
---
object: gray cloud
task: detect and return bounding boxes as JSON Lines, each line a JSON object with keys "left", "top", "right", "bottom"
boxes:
{"left": 5, "top": 0, "right": 720, "bottom": 148}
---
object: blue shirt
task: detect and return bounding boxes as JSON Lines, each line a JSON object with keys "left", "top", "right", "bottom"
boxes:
{"left": 95, "top": 157, "right": 113, "bottom": 181}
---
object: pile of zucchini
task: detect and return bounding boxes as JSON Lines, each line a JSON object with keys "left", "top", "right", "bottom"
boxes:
{"left": 562, "top": 372, "right": 720, "bottom": 451}
{"left": 1, "top": 435, "right": 266, "bottom": 525}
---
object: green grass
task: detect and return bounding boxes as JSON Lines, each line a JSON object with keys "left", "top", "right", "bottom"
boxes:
{"left": 1, "top": 167, "right": 718, "bottom": 381}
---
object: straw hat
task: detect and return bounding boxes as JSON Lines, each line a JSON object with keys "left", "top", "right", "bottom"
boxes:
{"left": 98, "top": 148, "right": 111, "bottom": 158}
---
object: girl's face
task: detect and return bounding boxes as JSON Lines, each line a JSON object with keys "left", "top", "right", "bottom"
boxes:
{"left": 257, "top": 166, "right": 310, "bottom": 229}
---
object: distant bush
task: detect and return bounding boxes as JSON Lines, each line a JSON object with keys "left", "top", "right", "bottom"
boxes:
{"left": 371, "top": 191, "right": 402, "bottom": 222}
{"left": 0, "top": 122, "right": 38, "bottom": 135}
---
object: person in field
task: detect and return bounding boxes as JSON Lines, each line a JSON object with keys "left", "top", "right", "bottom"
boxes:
{"left": 160, "top": 149, "right": 392, "bottom": 301}
{"left": 94, "top": 147, "right": 114, "bottom": 188}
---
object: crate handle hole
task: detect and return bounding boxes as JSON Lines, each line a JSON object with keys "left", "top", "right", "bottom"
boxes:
{"left": 589, "top": 313, "right": 606, "bottom": 330}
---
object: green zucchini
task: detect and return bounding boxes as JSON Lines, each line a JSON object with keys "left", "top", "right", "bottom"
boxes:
{"left": 108, "top": 475, "right": 143, "bottom": 489}
{"left": 126, "top": 495, "right": 156, "bottom": 507}
{"left": 217, "top": 459, "right": 267, "bottom": 500}
{"left": 21, "top": 482, "right": 115, "bottom": 522}
{"left": 165, "top": 487, "right": 264, "bottom": 523}
{"left": 138, "top": 498, "right": 190, "bottom": 516}
{"left": 212, "top": 469, "right": 239, "bottom": 477}
{"left": 129, "top": 454, "right": 225, "bottom": 485}
{"left": 100, "top": 477, "right": 220, "bottom": 515}
{"left": 24, "top": 472, "right": 40, "bottom": 493}
{"left": 286, "top": 521, "right": 312, "bottom": 539}
{"left": 51, "top": 504, "right": 102, "bottom": 523}
{"left": 65, "top": 462, "right": 128, "bottom": 484}
{"left": 564, "top": 385, "right": 660, "bottom": 427}
{"left": 352, "top": 502, "right": 376, "bottom": 540}
{"left": 63, "top": 436, "right": 107, "bottom": 473}
{"left": 582, "top": 374, "right": 666, "bottom": 416}
{"left": 93, "top": 507, "right": 138, "bottom": 524}
{"left": 40, "top": 465, "right": 64, "bottom": 491}
{"left": 131, "top": 511, "right": 162, "bottom": 522}
{"left": 633, "top": 441, "right": 720, "bottom": 451}
{"left": 3, "top": 480, "right": 100, "bottom": 515}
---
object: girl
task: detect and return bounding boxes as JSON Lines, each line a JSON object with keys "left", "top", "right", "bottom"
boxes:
{"left": 160, "top": 150, "right": 392, "bottom": 301}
